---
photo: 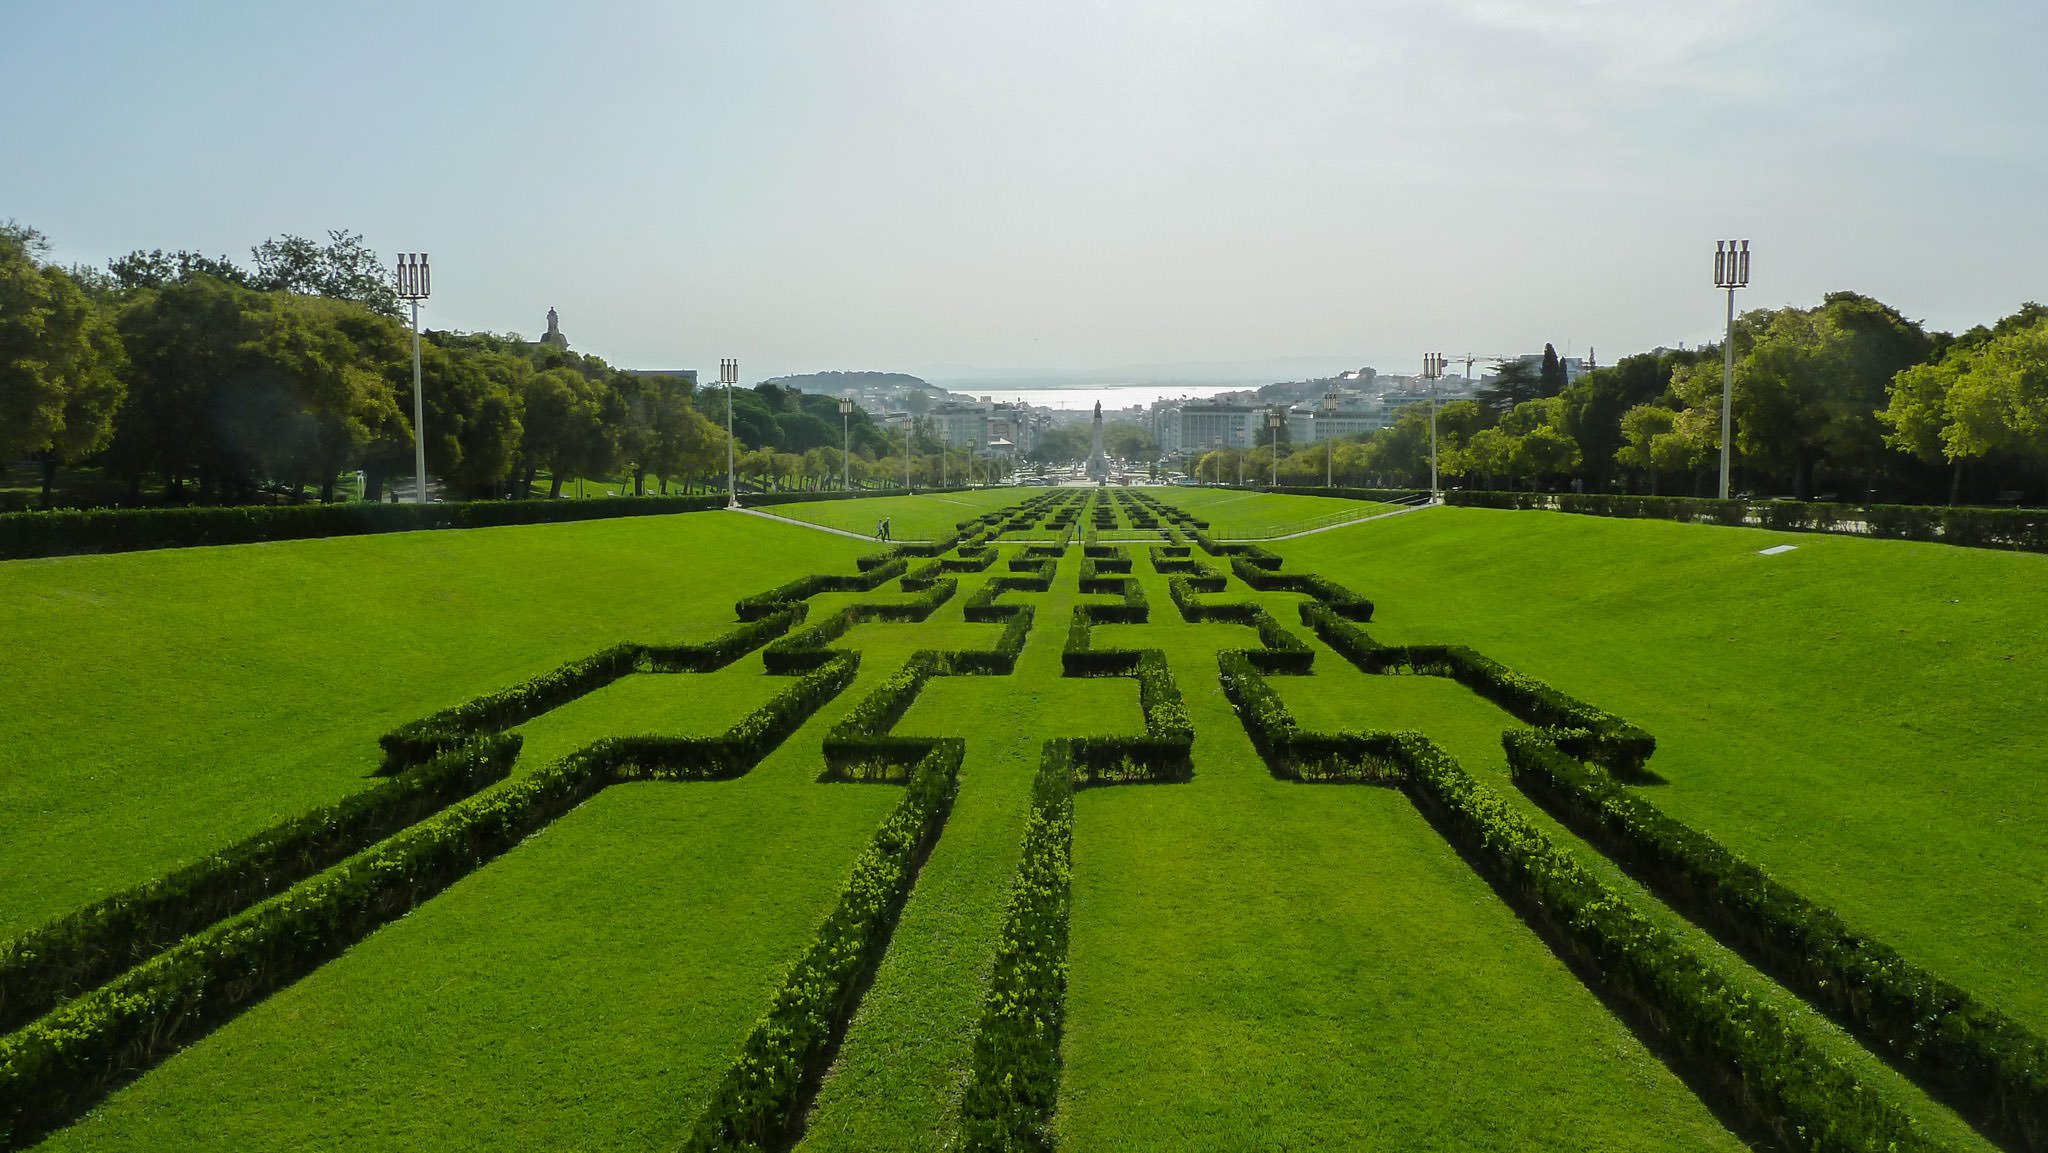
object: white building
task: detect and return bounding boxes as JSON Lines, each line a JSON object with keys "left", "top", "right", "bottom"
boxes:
{"left": 1177, "top": 402, "right": 1259, "bottom": 451}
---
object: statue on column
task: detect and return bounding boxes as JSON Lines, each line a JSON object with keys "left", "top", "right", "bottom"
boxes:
{"left": 1086, "top": 400, "right": 1110, "bottom": 481}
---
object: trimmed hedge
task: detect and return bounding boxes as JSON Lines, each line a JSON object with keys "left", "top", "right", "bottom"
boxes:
{"left": 1216, "top": 651, "right": 1404, "bottom": 785}
{"left": 1302, "top": 604, "right": 1654, "bottom": 777}
{"left": 1262, "top": 485, "right": 1432, "bottom": 503}
{"left": 735, "top": 557, "right": 908, "bottom": 620}
{"left": 0, "top": 487, "right": 952, "bottom": 562}
{"left": 1399, "top": 737, "right": 1957, "bottom": 1153}
{"left": 0, "top": 736, "right": 517, "bottom": 1037}
{"left": 1444, "top": 490, "right": 2048, "bottom": 553}
{"left": 957, "top": 742, "right": 1074, "bottom": 1152}
{"left": 379, "top": 607, "right": 806, "bottom": 770}
{"left": 684, "top": 739, "right": 962, "bottom": 1152}
{"left": 0, "top": 658, "right": 859, "bottom": 1147}
{"left": 1507, "top": 730, "right": 2048, "bottom": 1151}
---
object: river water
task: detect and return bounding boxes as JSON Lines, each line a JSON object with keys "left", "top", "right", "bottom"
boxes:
{"left": 937, "top": 384, "right": 1252, "bottom": 413}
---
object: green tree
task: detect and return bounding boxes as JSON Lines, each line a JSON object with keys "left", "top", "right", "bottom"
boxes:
{"left": 249, "top": 230, "right": 400, "bottom": 317}
{"left": 1882, "top": 317, "right": 2048, "bottom": 502}
{"left": 1558, "top": 348, "right": 1699, "bottom": 489}
{"left": 1, "top": 227, "right": 128, "bottom": 498}
{"left": 519, "top": 367, "right": 617, "bottom": 498}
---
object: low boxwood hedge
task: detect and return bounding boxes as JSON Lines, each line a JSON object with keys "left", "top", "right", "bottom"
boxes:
{"left": 1444, "top": 490, "right": 2048, "bottom": 553}
{"left": 1508, "top": 730, "right": 2048, "bottom": 1150}
{"left": 0, "top": 736, "right": 517, "bottom": 1037}
{"left": 1302, "top": 605, "right": 1653, "bottom": 776}
{"left": 684, "top": 739, "right": 962, "bottom": 1152}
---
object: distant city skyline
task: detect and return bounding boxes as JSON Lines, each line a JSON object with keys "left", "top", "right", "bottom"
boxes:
{"left": 6, "top": 1, "right": 2043, "bottom": 382}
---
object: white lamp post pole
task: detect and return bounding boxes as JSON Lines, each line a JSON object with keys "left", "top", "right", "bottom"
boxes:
{"left": 1714, "top": 240, "right": 1751, "bottom": 500}
{"left": 721, "top": 358, "right": 739, "bottom": 508}
{"left": 839, "top": 395, "right": 854, "bottom": 491}
{"left": 1424, "top": 352, "right": 1444, "bottom": 498}
{"left": 1268, "top": 411, "right": 1283, "bottom": 487}
{"left": 1322, "top": 389, "right": 1339, "bottom": 487}
{"left": 395, "top": 254, "right": 431, "bottom": 503}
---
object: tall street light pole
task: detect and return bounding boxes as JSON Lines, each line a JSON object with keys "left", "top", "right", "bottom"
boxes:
{"left": 839, "top": 395, "right": 854, "bottom": 491}
{"left": 1424, "top": 352, "right": 1445, "bottom": 498}
{"left": 1322, "top": 388, "right": 1339, "bottom": 487}
{"left": 721, "top": 358, "right": 739, "bottom": 508}
{"left": 1714, "top": 239, "right": 1751, "bottom": 500}
{"left": 395, "top": 254, "right": 431, "bottom": 503}
{"left": 904, "top": 416, "right": 913, "bottom": 492}
{"left": 1268, "top": 411, "right": 1283, "bottom": 487}
{"left": 1210, "top": 436, "right": 1221, "bottom": 486}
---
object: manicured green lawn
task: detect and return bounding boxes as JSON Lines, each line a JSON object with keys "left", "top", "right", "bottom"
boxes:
{"left": 38, "top": 756, "right": 899, "bottom": 1151}
{"left": 800, "top": 552, "right": 1144, "bottom": 1152}
{"left": 0, "top": 512, "right": 868, "bottom": 938}
{"left": 1148, "top": 485, "right": 1394, "bottom": 537}
{"left": 1265, "top": 504, "right": 2048, "bottom": 1031}
{"left": 1060, "top": 558, "right": 1743, "bottom": 1150}
{"left": 757, "top": 489, "right": 1029, "bottom": 541}
{"left": 15, "top": 491, "right": 2031, "bottom": 1150}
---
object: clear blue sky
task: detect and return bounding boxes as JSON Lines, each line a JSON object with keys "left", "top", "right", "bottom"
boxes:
{"left": 4, "top": 0, "right": 2043, "bottom": 382}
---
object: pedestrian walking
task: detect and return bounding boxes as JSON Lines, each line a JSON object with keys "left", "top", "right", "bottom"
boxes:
{"left": 881, "top": 517, "right": 892, "bottom": 541}
{"left": 876, "top": 518, "right": 886, "bottom": 541}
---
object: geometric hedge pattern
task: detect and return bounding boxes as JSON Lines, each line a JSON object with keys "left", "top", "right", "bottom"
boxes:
{"left": 1, "top": 488, "right": 2040, "bottom": 1152}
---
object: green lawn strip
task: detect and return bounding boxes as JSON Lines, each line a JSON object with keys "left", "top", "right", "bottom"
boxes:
{"left": 1275, "top": 506, "right": 2048, "bottom": 1032}
{"left": 798, "top": 566, "right": 1143, "bottom": 1151}
{"left": 507, "top": 663, "right": 797, "bottom": 772}
{"left": 0, "top": 513, "right": 865, "bottom": 937}
{"left": 1055, "top": 569, "right": 1741, "bottom": 1150}
{"left": 34, "top": 731, "right": 901, "bottom": 1152}
{"left": 1144, "top": 486, "right": 1391, "bottom": 538}
{"left": 1272, "top": 669, "right": 1997, "bottom": 1151}
{"left": 759, "top": 491, "right": 1030, "bottom": 541}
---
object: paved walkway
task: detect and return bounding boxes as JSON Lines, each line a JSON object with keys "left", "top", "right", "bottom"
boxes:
{"left": 1225, "top": 500, "right": 1436, "bottom": 543}
{"left": 732, "top": 497, "right": 1437, "bottom": 547}
{"left": 730, "top": 505, "right": 922, "bottom": 544}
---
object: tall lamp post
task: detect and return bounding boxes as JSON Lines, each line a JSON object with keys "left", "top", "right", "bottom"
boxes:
{"left": 1267, "top": 411, "right": 1283, "bottom": 487}
{"left": 904, "top": 416, "right": 913, "bottom": 492}
{"left": 1713, "top": 239, "right": 1751, "bottom": 500}
{"left": 721, "top": 357, "right": 739, "bottom": 508}
{"left": 395, "top": 254, "right": 431, "bottom": 503}
{"left": 1322, "top": 389, "right": 1339, "bottom": 487}
{"left": 1423, "top": 352, "right": 1445, "bottom": 498}
{"left": 839, "top": 395, "right": 854, "bottom": 491}
{"left": 1210, "top": 436, "right": 1221, "bottom": 486}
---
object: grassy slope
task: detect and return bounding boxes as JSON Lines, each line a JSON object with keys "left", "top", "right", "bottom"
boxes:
{"left": 0, "top": 512, "right": 867, "bottom": 938}
{"left": 35, "top": 668, "right": 901, "bottom": 1152}
{"left": 1150, "top": 486, "right": 1391, "bottom": 538}
{"left": 1055, "top": 560, "right": 1742, "bottom": 1151}
{"left": 798, "top": 553, "right": 1144, "bottom": 1152}
{"left": 758, "top": 490, "right": 1029, "bottom": 541}
{"left": 1272, "top": 505, "right": 2048, "bottom": 1030}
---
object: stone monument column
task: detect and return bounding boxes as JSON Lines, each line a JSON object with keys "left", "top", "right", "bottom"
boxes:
{"left": 1086, "top": 400, "right": 1110, "bottom": 481}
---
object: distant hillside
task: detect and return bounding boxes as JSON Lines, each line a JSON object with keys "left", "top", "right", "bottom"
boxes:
{"left": 764, "top": 370, "right": 933, "bottom": 393}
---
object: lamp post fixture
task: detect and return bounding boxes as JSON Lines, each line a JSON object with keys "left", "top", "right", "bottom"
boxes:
{"left": 720, "top": 358, "right": 740, "bottom": 508}
{"left": 1713, "top": 239, "right": 1751, "bottom": 500}
{"left": 1321, "top": 389, "right": 1339, "bottom": 487}
{"left": 1423, "top": 352, "right": 1445, "bottom": 498}
{"left": 904, "top": 416, "right": 913, "bottom": 492}
{"left": 1267, "top": 410, "right": 1284, "bottom": 487}
{"left": 395, "top": 254, "right": 431, "bottom": 503}
{"left": 1210, "top": 436, "right": 1221, "bottom": 486}
{"left": 839, "top": 395, "right": 854, "bottom": 491}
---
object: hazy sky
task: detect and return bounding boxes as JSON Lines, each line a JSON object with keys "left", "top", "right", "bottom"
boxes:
{"left": 5, "top": 1, "right": 2043, "bottom": 383}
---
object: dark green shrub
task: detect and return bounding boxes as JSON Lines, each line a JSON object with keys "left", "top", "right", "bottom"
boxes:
{"left": 0, "top": 736, "right": 517, "bottom": 1037}
{"left": 1507, "top": 731, "right": 2048, "bottom": 1149}
{"left": 683, "top": 740, "right": 962, "bottom": 1152}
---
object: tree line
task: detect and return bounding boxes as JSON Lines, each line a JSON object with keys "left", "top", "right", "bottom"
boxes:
{"left": 1193, "top": 296, "right": 2048, "bottom": 504}
{"left": 0, "top": 224, "right": 1013, "bottom": 507}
